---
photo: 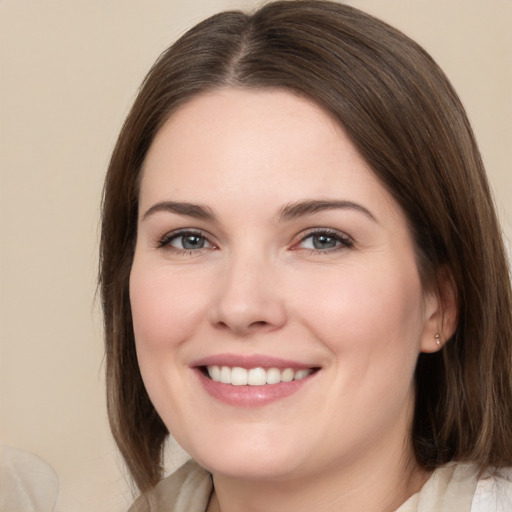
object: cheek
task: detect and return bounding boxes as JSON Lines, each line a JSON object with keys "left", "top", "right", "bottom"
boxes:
{"left": 129, "top": 260, "right": 208, "bottom": 352}
{"left": 128, "top": 259, "right": 214, "bottom": 418}
{"left": 295, "top": 260, "right": 426, "bottom": 362}
{"left": 301, "top": 263, "right": 425, "bottom": 428}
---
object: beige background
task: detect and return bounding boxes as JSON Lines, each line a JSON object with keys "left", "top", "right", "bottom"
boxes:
{"left": 1, "top": 1, "right": 510, "bottom": 511}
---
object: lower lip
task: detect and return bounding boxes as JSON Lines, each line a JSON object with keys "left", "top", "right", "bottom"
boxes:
{"left": 194, "top": 369, "right": 316, "bottom": 407}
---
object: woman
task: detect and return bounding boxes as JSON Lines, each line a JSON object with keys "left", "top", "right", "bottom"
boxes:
{"left": 100, "top": 1, "right": 512, "bottom": 510}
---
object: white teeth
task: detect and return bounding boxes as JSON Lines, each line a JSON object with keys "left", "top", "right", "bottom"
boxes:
{"left": 248, "top": 367, "right": 267, "bottom": 386}
{"left": 206, "top": 365, "right": 313, "bottom": 386}
{"left": 294, "top": 369, "right": 311, "bottom": 380}
{"left": 281, "top": 368, "right": 294, "bottom": 382}
{"left": 209, "top": 365, "right": 221, "bottom": 381}
{"left": 266, "top": 367, "right": 281, "bottom": 385}
{"left": 231, "top": 367, "right": 248, "bottom": 386}
{"left": 220, "top": 366, "right": 231, "bottom": 384}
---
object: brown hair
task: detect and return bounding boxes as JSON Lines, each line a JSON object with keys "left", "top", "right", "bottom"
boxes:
{"left": 100, "top": 0, "right": 512, "bottom": 492}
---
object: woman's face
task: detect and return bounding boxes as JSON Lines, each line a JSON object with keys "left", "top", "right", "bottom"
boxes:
{"left": 130, "top": 88, "right": 440, "bottom": 481}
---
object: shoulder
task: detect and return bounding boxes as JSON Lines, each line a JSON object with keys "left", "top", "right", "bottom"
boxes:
{"left": 0, "top": 443, "right": 60, "bottom": 512}
{"left": 127, "top": 459, "right": 212, "bottom": 512}
{"left": 471, "top": 467, "right": 512, "bottom": 512}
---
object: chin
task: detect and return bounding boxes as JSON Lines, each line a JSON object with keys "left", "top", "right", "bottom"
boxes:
{"left": 181, "top": 429, "right": 308, "bottom": 481}
{"left": 200, "top": 454, "right": 303, "bottom": 482}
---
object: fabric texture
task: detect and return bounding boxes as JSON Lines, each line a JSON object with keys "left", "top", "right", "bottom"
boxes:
{"left": 128, "top": 460, "right": 212, "bottom": 512}
{"left": 127, "top": 459, "right": 512, "bottom": 512}
{"left": 0, "top": 443, "right": 60, "bottom": 512}
{"left": 395, "top": 463, "right": 478, "bottom": 512}
{"left": 471, "top": 467, "right": 512, "bottom": 512}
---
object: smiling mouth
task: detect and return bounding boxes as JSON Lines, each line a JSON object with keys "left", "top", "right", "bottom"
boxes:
{"left": 202, "top": 366, "right": 318, "bottom": 386}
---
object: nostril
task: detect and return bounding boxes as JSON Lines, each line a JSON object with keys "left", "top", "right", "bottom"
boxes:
{"left": 214, "top": 319, "right": 268, "bottom": 329}
{"left": 213, "top": 319, "right": 272, "bottom": 335}
{"left": 249, "top": 320, "right": 269, "bottom": 328}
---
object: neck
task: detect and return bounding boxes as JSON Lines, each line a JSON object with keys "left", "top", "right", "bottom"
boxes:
{"left": 207, "top": 439, "right": 429, "bottom": 512}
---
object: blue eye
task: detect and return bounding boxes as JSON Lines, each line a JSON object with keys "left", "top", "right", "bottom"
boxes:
{"left": 297, "top": 230, "right": 353, "bottom": 251}
{"left": 159, "top": 231, "right": 214, "bottom": 252}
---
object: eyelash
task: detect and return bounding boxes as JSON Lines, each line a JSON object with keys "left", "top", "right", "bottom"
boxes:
{"left": 157, "top": 228, "right": 353, "bottom": 255}
{"left": 157, "top": 229, "right": 216, "bottom": 255}
{"left": 292, "top": 228, "right": 354, "bottom": 253}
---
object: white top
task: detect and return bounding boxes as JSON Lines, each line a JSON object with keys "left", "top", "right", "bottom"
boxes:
{"left": 0, "top": 443, "right": 60, "bottom": 512}
{"left": 472, "top": 466, "right": 512, "bottom": 512}
{"left": 396, "top": 463, "right": 512, "bottom": 512}
{"left": 129, "top": 460, "right": 512, "bottom": 512}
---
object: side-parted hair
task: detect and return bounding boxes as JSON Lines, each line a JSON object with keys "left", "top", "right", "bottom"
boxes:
{"left": 100, "top": 0, "right": 512, "bottom": 492}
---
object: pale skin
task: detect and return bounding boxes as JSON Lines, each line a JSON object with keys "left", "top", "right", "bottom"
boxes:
{"left": 130, "top": 88, "right": 457, "bottom": 512}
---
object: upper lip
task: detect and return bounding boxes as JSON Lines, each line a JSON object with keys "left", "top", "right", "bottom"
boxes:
{"left": 191, "top": 353, "right": 317, "bottom": 370}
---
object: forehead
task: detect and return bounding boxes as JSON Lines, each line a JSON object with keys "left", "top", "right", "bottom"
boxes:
{"left": 139, "top": 87, "right": 411, "bottom": 236}
{"left": 143, "top": 88, "right": 354, "bottom": 176}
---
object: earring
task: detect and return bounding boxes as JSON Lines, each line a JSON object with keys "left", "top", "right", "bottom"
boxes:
{"left": 435, "top": 333, "right": 441, "bottom": 346}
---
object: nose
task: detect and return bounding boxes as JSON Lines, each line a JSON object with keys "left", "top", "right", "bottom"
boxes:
{"left": 209, "top": 252, "right": 287, "bottom": 336}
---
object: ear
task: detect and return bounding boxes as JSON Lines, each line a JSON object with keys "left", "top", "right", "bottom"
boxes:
{"left": 420, "top": 265, "right": 458, "bottom": 353}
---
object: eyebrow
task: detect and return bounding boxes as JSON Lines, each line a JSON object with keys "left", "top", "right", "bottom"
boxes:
{"left": 279, "top": 199, "right": 377, "bottom": 222}
{"left": 141, "top": 198, "right": 376, "bottom": 224}
{"left": 142, "top": 201, "right": 217, "bottom": 222}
